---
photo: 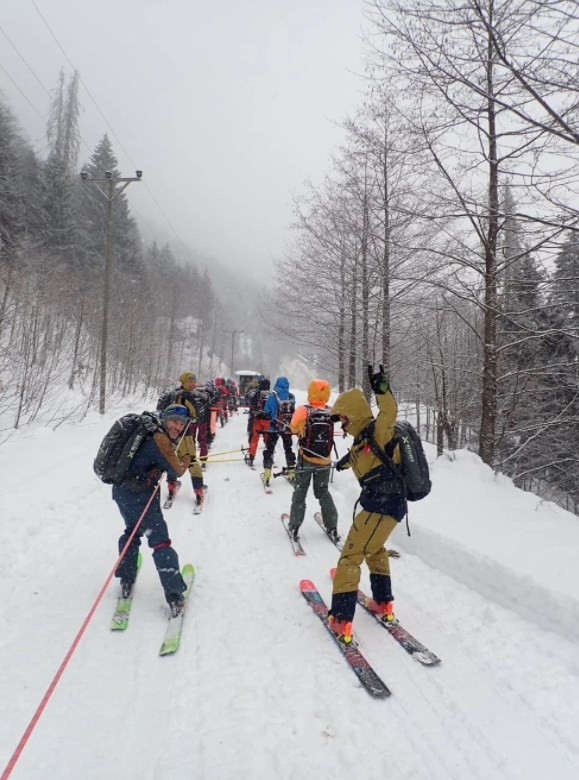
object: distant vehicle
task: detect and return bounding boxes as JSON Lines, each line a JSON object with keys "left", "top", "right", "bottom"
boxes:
{"left": 235, "top": 370, "right": 262, "bottom": 399}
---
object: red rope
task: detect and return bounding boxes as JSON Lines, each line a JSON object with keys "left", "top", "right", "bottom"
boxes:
{"left": 1, "top": 483, "right": 161, "bottom": 780}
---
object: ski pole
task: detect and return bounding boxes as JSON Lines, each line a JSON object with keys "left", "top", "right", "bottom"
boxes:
{"left": 175, "top": 426, "right": 189, "bottom": 451}
{"left": 272, "top": 465, "right": 318, "bottom": 477}
{"left": 205, "top": 447, "right": 249, "bottom": 457}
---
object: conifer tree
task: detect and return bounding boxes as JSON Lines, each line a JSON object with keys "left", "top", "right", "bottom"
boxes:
{"left": 0, "top": 99, "right": 23, "bottom": 271}
{"left": 40, "top": 70, "right": 81, "bottom": 263}
{"left": 77, "top": 134, "right": 141, "bottom": 273}
{"left": 551, "top": 232, "right": 579, "bottom": 345}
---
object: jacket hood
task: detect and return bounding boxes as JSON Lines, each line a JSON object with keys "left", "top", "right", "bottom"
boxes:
{"left": 331, "top": 388, "right": 373, "bottom": 437}
{"left": 307, "top": 379, "right": 330, "bottom": 406}
{"left": 258, "top": 378, "right": 271, "bottom": 391}
{"left": 179, "top": 371, "right": 196, "bottom": 387}
{"left": 273, "top": 376, "right": 290, "bottom": 399}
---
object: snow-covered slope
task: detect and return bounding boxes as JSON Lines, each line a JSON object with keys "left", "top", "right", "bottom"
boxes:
{"left": 1, "top": 407, "right": 579, "bottom": 779}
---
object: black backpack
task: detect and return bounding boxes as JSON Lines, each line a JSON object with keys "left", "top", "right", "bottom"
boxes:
{"left": 257, "top": 390, "right": 271, "bottom": 411}
{"left": 300, "top": 405, "right": 334, "bottom": 458}
{"left": 191, "top": 388, "right": 209, "bottom": 417}
{"left": 365, "top": 420, "right": 431, "bottom": 502}
{"left": 93, "top": 411, "right": 162, "bottom": 485}
{"left": 274, "top": 392, "right": 295, "bottom": 425}
{"left": 247, "top": 386, "right": 266, "bottom": 408}
{"left": 156, "top": 389, "right": 177, "bottom": 412}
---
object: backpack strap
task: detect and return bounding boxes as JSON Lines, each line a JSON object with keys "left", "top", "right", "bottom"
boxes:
{"left": 361, "top": 421, "right": 405, "bottom": 491}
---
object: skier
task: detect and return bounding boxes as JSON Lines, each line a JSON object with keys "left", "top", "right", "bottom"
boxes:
{"left": 226, "top": 378, "right": 239, "bottom": 414}
{"left": 166, "top": 371, "right": 205, "bottom": 508}
{"left": 245, "top": 379, "right": 260, "bottom": 444}
{"left": 214, "top": 377, "right": 229, "bottom": 425}
{"left": 205, "top": 379, "right": 220, "bottom": 448}
{"left": 190, "top": 381, "right": 211, "bottom": 468}
{"left": 262, "top": 376, "right": 296, "bottom": 485}
{"left": 112, "top": 404, "right": 191, "bottom": 615}
{"left": 287, "top": 379, "right": 339, "bottom": 541}
{"left": 327, "top": 366, "right": 406, "bottom": 645}
{"left": 246, "top": 377, "right": 272, "bottom": 468}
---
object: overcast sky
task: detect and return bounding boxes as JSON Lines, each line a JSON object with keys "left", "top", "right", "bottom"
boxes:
{"left": 1, "top": 0, "right": 366, "bottom": 272}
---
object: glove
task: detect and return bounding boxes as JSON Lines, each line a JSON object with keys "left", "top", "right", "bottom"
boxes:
{"left": 367, "top": 364, "right": 389, "bottom": 395}
{"left": 334, "top": 453, "right": 350, "bottom": 472}
{"left": 181, "top": 454, "right": 192, "bottom": 468}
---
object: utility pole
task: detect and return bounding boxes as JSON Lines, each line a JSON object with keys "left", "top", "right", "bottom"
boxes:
{"left": 209, "top": 315, "right": 218, "bottom": 377}
{"left": 222, "top": 328, "right": 244, "bottom": 374}
{"left": 81, "top": 169, "right": 142, "bottom": 414}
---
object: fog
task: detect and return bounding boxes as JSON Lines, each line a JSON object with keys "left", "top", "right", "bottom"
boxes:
{"left": 2, "top": 0, "right": 365, "bottom": 272}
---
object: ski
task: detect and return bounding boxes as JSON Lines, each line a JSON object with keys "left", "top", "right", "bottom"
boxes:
{"left": 300, "top": 579, "right": 391, "bottom": 698}
{"left": 163, "top": 480, "right": 182, "bottom": 509}
{"left": 193, "top": 485, "right": 208, "bottom": 515}
{"left": 281, "top": 513, "right": 305, "bottom": 556}
{"left": 159, "top": 563, "right": 195, "bottom": 656}
{"left": 329, "top": 568, "right": 440, "bottom": 666}
{"left": 243, "top": 450, "right": 256, "bottom": 470}
{"left": 261, "top": 472, "right": 273, "bottom": 494}
{"left": 111, "top": 552, "right": 142, "bottom": 631}
{"left": 272, "top": 466, "right": 296, "bottom": 486}
{"left": 313, "top": 512, "right": 343, "bottom": 550}
{"left": 358, "top": 592, "right": 440, "bottom": 665}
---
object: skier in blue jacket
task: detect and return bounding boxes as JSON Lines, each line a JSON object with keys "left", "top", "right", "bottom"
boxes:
{"left": 262, "top": 376, "right": 296, "bottom": 486}
{"left": 113, "top": 405, "right": 191, "bottom": 616}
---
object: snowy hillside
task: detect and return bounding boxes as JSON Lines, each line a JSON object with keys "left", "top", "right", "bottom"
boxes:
{"left": 1, "top": 403, "right": 579, "bottom": 779}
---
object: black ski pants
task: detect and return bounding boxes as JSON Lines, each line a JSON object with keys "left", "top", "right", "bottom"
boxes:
{"left": 263, "top": 431, "right": 296, "bottom": 469}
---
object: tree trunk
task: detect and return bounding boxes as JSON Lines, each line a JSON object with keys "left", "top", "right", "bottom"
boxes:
{"left": 382, "top": 121, "right": 391, "bottom": 375}
{"left": 436, "top": 411, "right": 444, "bottom": 456}
{"left": 479, "top": 26, "right": 500, "bottom": 466}
{"left": 348, "top": 254, "right": 358, "bottom": 387}
{"left": 338, "top": 245, "right": 346, "bottom": 392}
{"left": 69, "top": 291, "right": 85, "bottom": 389}
{"left": 361, "top": 189, "right": 370, "bottom": 398}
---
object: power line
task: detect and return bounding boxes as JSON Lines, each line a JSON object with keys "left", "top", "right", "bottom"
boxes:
{"left": 0, "top": 17, "right": 160, "bottom": 252}
{"left": 29, "top": 0, "right": 133, "bottom": 164}
{"left": 0, "top": 21, "right": 95, "bottom": 158}
{"left": 28, "top": 0, "right": 188, "bottom": 248}
{"left": 0, "top": 59, "right": 46, "bottom": 122}
{"left": 0, "top": 22, "right": 52, "bottom": 97}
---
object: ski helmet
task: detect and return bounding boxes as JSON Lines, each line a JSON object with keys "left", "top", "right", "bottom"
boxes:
{"left": 160, "top": 404, "right": 190, "bottom": 424}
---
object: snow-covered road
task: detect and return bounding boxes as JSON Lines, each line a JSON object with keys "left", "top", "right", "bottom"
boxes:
{"left": 1, "top": 408, "right": 579, "bottom": 779}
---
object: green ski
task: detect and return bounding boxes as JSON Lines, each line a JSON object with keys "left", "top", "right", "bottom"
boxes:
{"left": 111, "top": 552, "right": 143, "bottom": 631}
{"left": 159, "top": 563, "right": 195, "bottom": 656}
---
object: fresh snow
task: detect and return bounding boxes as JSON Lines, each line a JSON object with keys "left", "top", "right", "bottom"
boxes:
{"left": 1, "top": 397, "right": 579, "bottom": 779}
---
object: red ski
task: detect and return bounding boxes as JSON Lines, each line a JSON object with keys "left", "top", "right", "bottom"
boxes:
{"left": 300, "top": 579, "right": 391, "bottom": 698}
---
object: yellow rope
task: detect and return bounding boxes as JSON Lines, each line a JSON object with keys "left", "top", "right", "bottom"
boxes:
{"left": 204, "top": 457, "right": 246, "bottom": 464}
{"left": 205, "top": 448, "right": 247, "bottom": 457}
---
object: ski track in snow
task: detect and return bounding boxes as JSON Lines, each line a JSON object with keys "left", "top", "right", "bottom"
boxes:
{"left": 1, "top": 411, "right": 579, "bottom": 779}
